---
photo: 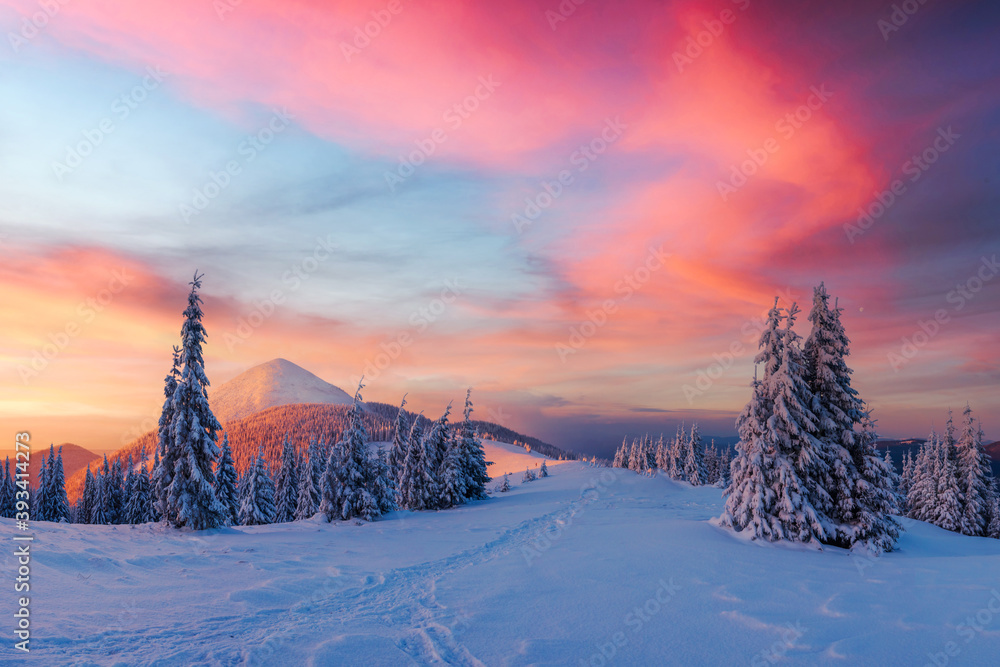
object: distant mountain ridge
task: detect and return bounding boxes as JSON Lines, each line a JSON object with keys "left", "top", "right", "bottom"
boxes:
{"left": 64, "top": 359, "right": 577, "bottom": 501}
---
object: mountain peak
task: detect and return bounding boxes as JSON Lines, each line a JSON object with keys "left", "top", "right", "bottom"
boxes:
{"left": 210, "top": 358, "right": 355, "bottom": 423}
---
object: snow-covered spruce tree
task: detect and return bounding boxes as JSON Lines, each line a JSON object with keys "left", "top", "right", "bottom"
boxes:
{"left": 273, "top": 434, "right": 299, "bottom": 523}
{"left": 77, "top": 465, "right": 95, "bottom": 524}
{"left": 124, "top": 457, "right": 154, "bottom": 525}
{"left": 159, "top": 273, "right": 227, "bottom": 530}
{"left": 398, "top": 413, "right": 438, "bottom": 511}
{"left": 321, "top": 382, "right": 378, "bottom": 521}
{"left": 369, "top": 445, "right": 398, "bottom": 516}
{"left": 907, "top": 435, "right": 937, "bottom": 522}
{"left": 458, "top": 389, "right": 490, "bottom": 500}
{"left": 802, "top": 284, "right": 866, "bottom": 547}
{"left": 152, "top": 346, "right": 181, "bottom": 520}
{"left": 438, "top": 426, "right": 467, "bottom": 509}
{"left": 388, "top": 394, "right": 410, "bottom": 482}
{"left": 296, "top": 435, "right": 322, "bottom": 516}
{"left": 499, "top": 472, "right": 511, "bottom": 492}
{"left": 294, "top": 454, "right": 318, "bottom": 520}
{"left": 849, "top": 415, "right": 900, "bottom": 552}
{"left": 423, "top": 403, "right": 457, "bottom": 508}
{"left": 34, "top": 455, "right": 48, "bottom": 522}
{"left": 150, "top": 447, "right": 162, "bottom": 522}
{"left": 540, "top": 460, "right": 549, "bottom": 478}
{"left": 899, "top": 451, "right": 913, "bottom": 510}
{"left": 214, "top": 434, "right": 240, "bottom": 526}
{"left": 668, "top": 425, "right": 684, "bottom": 480}
{"left": 988, "top": 493, "right": 1000, "bottom": 539}
{"left": 108, "top": 458, "right": 125, "bottom": 524}
{"left": 956, "top": 406, "right": 994, "bottom": 537}
{"left": 90, "top": 467, "right": 110, "bottom": 525}
{"left": 47, "top": 445, "right": 70, "bottom": 523}
{"left": 0, "top": 458, "right": 15, "bottom": 518}
{"left": 719, "top": 373, "right": 778, "bottom": 540}
{"left": 522, "top": 467, "right": 536, "bottom": 483}
{"left": 683, "top": 423, "right": 707, "bottom": 486}
{"left": 612, "top": 438, "right": 628, "bottom": 468}
{"left": 239, "top": 449, "right": 277, "bottom": 526}
{"left": 932, "top": 449, "right": 963, "bottom": 532}
{"left": 643, "top": 433, "right": 656, "bottom": 470}
{"left": 720, "top": 299, "right": 829, "bottom": 545}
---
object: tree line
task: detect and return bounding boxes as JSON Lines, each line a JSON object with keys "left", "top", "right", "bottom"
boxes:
{"left": 610, "top": 426, "right": 732, "bottom": 487}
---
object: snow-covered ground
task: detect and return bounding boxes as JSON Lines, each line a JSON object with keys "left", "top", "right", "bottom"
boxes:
{"left": 8, "top": 450, "right": 1000, "bottom": 665}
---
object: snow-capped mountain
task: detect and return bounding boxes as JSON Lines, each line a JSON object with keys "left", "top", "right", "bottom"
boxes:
{"left": 209, "top": 358, "right": 356, "bottom": 423}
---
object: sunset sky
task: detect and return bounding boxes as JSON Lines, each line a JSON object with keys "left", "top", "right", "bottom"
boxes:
{"left": 1, "top": 0, "right": 998, "bottom": 458}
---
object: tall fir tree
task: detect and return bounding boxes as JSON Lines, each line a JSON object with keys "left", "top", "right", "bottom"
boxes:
{"left": 721, "top": 299, "right": 829, "bottom": 545}
{"left": 955, "top": 406, "right": 994, "bottom": 537}
{"left": 214, "top": 434, "right": 240, "bottom": 526}
{"left": 803, "top": 284, "right": 866, "bottom": 546}
{"left": 932, "top": 448, "right": 963, "bottom": 532}
{"left": 158, "top": 273, "right": 227, "bottom": 530}
{"left": 458, "top": 389, "right": 490, "bottom": 500}
{"left": 320, "top": 383, "right": 378, "bottom": 521}
{"left": 369, "top": 445, "right": 398, "bottom": 516}
{"left": 273, "top": 434, "right": 300, "bottom": 523}
{"left": 108, "top": 458, "right": 125, "bottom": 524}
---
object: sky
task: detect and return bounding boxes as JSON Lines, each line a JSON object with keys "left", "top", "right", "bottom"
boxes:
{"left": 1, "top": 0, "right": 998, "bottom": 459}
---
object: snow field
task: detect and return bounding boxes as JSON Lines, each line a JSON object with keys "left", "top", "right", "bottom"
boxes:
{"left": 5, "top": 456, "right": 1000, "bottom": 665}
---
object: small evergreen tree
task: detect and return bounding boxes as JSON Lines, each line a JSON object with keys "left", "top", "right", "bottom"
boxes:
{"left": 273, "top": 434, "right": 300, "bottom": 523}
{"left": 398, "top": 413, "right": 437, "bottom": 511}
{"left": 956, "top": 406, "right": 993, "bottom": 537}
{"left": 0, "top": 458, "right": 15, "bottom": 518}
{"left": 294, "top": 454, "right": 318, "bottom": 520}
{"left": 388, "top": 394, "right": 410, "bottom": 482}
{"left": 499, "top": 473, "right": 511, "bottom": 492}
{"left": 47, "top": 445, "right": 70, "bottom": 523}
{"left": 522, "top": 467, "right": 536, "bottom": 483}
{"left": 683, "top": 423, "right": 707, "bottom": 486}
{"left": 540, "top": 460, "right": 549, "bottom": 478}
{"left": 239, "top": 449, "right": 277, "bottom": 526}
{"left": 215, "top": 435, "right": 240, "bottom": 526}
